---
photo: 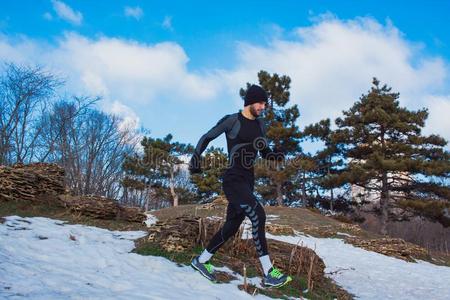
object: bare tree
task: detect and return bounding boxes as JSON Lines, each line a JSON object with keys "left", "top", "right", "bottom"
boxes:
{"left": 38, "top": 97, "right": 140, "bottom": 198}
{"left": 0, "top": 63, "right": 61, "bottom": 165}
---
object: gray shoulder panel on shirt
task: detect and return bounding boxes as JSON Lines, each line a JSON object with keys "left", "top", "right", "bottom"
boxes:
{"left": 194, "top": 112, "right": 239, "bottom": 155}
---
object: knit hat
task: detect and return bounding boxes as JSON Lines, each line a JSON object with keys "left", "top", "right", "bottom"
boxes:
{"left": 244, "top": 84, "right": 268, "bottom": 106}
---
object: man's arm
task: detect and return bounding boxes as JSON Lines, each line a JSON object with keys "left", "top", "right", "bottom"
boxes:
{"left": 189, "top": 114, "right": 233, "bottom": 173}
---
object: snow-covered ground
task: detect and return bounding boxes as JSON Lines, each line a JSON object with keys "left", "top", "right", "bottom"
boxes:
{"left": 1, "top": 215, "right": 450, "bottom": 299}
{"left": 0, "top": 216, "right": 271, "bottom": 300}
{"left": 266, "top": 232, "right": 450, "bottom": 300}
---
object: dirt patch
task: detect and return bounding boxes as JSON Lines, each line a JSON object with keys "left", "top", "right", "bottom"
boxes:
{"left": 344, "top": 237, "right": 430, "bottom": 262}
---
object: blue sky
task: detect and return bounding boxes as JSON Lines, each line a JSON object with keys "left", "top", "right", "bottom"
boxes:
{"left": 1, "top": 1, "right": 450, "bottom": 152}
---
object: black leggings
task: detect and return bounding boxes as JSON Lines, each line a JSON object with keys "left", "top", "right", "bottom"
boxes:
{"left": 206, "top": 173, "right": 268, "bottom": 257}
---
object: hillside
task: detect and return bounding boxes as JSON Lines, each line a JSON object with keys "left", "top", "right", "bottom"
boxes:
{"left": 1, "top": 163, "right": 450, "bottom": 299}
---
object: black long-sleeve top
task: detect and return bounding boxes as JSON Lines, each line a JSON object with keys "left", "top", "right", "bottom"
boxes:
{"left": 189, "top": 111, "right": 284, "bottom": 179}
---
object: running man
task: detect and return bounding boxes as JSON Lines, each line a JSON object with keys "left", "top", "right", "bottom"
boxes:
{"left": 189, "top": 84, "right": 292, "bottom": 288}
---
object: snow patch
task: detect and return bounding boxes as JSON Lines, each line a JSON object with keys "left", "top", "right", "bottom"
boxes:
{"left": 267, "top": 232, "right": 450, "bottom": 300}
{"left": 335, "top": 232, "right": 354, "bottom": 237}
{"left": 0, "top": 216, "right": 273, "bottom": 299}
{"left": 144, "top": 213, "right": 158, "bottom": 227}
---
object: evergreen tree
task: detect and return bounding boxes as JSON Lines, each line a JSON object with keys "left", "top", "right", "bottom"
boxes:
{"left": 291, "top": 153, "right": 317, "bottom": 207}
{"left": 334, "top": 78, "right": 450, "bottom": 234}
{"left": 241, "top": 70, "right": 302, "bottom": 206}
{"left": 189, "top": 146, "right": 228, "bottom": 201}
{"left": 302, "top": 118, "right": 344, "bottom": 210}
{"left": 122, "top": 134, "right": 193, "bottom": 208}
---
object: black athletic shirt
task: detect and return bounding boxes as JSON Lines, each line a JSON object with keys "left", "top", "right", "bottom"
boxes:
{"left": 189, "top": 111, "right": 284, "bottom": 178}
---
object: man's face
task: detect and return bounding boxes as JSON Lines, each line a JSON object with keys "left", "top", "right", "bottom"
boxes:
{"left": 249, "top": 101, "right": 266, "bottom": 117}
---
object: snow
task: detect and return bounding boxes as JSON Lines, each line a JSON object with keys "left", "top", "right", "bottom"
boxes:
{"left": 266, "top": 214, "right": 279, "bottom": 220}
{"left": 144, "top": 213, "right": 158, "bottom": 227}
{"left": 2, "top": 215, "right": 450, "bottom": 299}
{"left": 0, "top": 216, "right": 272, "bottom": 300}
{"left": 335, "top": 232, "right": 354, "bottom": 237}
{"left": 266, "top": 231, "right": 450, "bottom": 300}
{"left": 265, "top": 214, "right": 279, "bottom": 225}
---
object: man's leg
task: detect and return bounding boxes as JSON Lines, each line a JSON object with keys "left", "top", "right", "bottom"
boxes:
{"left": 198, "top": 203, "right": 245, "bottom": 263}
{"left": 222, "top": 175, "right": 291, "bottom": 286}
{"left": 193, "top": 202, "right": 244, "bottom": 281}
{"left": 220, "top": 175, "right": 272, "bottom": 273}
{"left": 239, "top": 201, "right": 271, "bottom": 272}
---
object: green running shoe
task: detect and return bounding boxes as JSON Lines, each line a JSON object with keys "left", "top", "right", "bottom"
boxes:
{"left": 191, "top": 256, "right": 217, "bottom": 282}
{"left": 263, "top": 267, "right": 292, "bottom": 288}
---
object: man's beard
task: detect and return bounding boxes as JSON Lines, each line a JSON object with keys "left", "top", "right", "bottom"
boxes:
{"left": 249, "top": 105, "right": 261, "bottom": 118}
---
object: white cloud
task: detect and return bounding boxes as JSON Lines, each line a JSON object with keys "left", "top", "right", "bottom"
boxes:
{"left": 162, "top": 16, "right": 173, "bottom": 31}
{"left": 0, "top": 15, "right": 449, "bottom": 143}
{"left": 0, "top": 34, "right": 50, "bottom": 63}
{"left": 124, "top": 6, "right": 143, "bottom": 20}
{"left": 223, "top": 16, "right": 449, "bottom": 141}
{"left": 423, "top": 95, "right": 450, "bottom": 141}
{"left": 100, "top": 100, "right": 144, "bottom": 151}
{"left": 0, "top": 32, "right": 223, "bottom": 110}
{"left": 102, "top": 100, "right": 140, "bottom": 132}
{"left": 51, "top": 0, "right": 83, "bottom": 25}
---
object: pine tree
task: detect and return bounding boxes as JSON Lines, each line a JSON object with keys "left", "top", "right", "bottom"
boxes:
{"left": 302, "top": 119, "right": 344, "bottom": 210}
{"left": 189, "top": 146, "right": 228, "bottom": 201}
{"left": 334, "top": 78, "right": 450, "bottom": 234}
{"left": 241, "top": 70, "right": 302, "bottom": 206}
{"left": 122, "top": 134, "right": 193, "bottom": 208}
{"left": 291, "top": 153, "right": 317, "bottom": 207}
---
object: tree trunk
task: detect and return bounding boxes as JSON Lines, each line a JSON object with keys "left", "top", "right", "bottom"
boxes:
{"left": 276, "top": 182, "right": 283, "bottom": 206}
{"left": 145, "top": 185, "right": 150, "bottom": 212}
{"left": 380, "top": 172, "right": 389, "bottom": 235}
{"left": 328, "top": 165, "right": 334, "bottom": 211}
{"left": 302, "top": 171, "right": 307, "bottom": 207}
{"left": 380, "top": 125, "right": 389, "bottom": 235}
{"left": 169, "top": 166, "right": 179, "bottom": 207}
{"left": 330, "top": 188, "right": 334, "bottom": 211}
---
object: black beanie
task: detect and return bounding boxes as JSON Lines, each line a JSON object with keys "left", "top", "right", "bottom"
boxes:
{"left": 244, "top": 84, "right": 268, "bottom": 106}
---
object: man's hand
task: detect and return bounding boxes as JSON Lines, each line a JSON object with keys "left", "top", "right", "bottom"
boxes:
{"left": 188, "top": 153, "right": 202, "bottom": 175}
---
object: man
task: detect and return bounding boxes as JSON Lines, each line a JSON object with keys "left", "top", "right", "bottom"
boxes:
{"left": 189, "top": 84, "right": 292, "bottom": 288}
